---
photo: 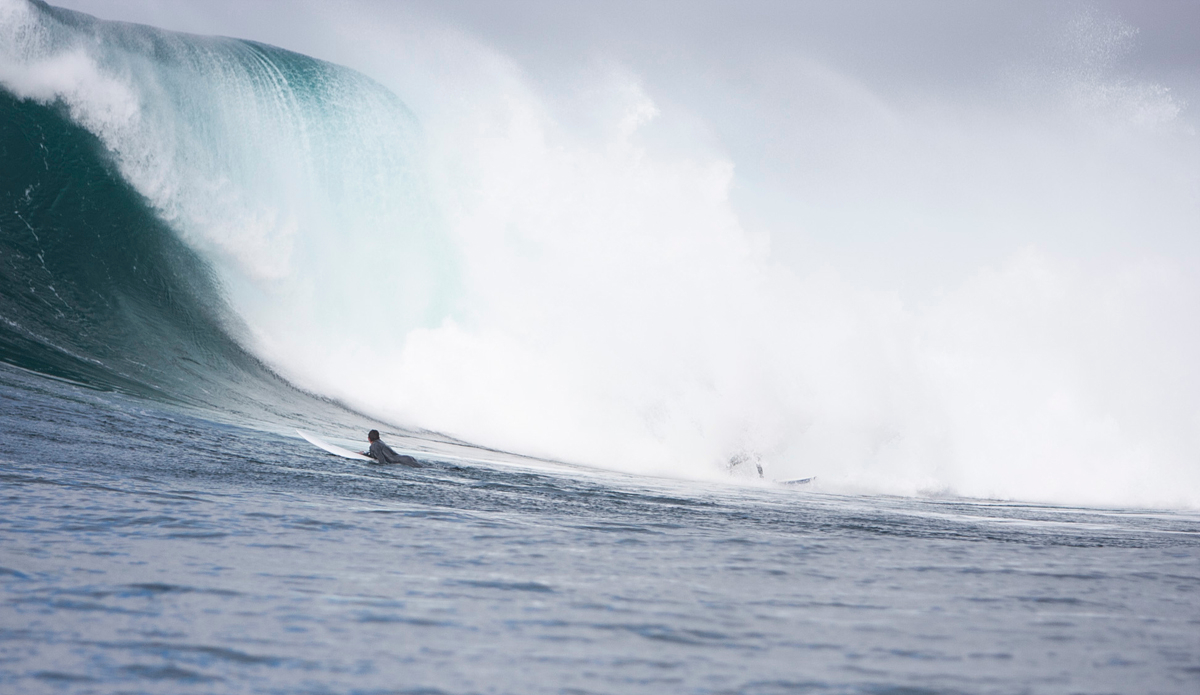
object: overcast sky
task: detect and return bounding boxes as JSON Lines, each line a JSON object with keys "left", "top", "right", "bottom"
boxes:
{"left": 47, "top": 0, "right": 1200, "bottom": 294}
{"left": 51, "top": 1, "right": 1200, "bottom": 88}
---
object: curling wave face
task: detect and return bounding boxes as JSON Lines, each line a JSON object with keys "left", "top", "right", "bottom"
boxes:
{"left": 0, "top": 0, "right": 452, "bottom": 419}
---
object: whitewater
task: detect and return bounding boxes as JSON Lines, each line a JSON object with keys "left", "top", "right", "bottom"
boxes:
{"left": 1, "top": 0, "right": 1199, "bottom": 692}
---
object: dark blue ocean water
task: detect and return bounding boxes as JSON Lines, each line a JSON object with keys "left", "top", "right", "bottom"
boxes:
{"left": 3, "top": 363, "right": 1198, "bottom": 695}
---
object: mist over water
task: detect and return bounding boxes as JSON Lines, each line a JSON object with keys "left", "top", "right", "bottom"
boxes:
{"left": 6, "top": 0, "right": 1200, "bottom": 507}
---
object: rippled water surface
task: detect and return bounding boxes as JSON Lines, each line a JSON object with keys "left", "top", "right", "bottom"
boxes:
{"left": 2, "top": 364, "right": 1199, "bottom": 694}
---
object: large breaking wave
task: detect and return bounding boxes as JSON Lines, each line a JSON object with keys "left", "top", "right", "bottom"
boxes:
{"left": 3, "top": 0, "right": 1199, "bottom": 507}
{"left": 0, "top": 0, "right": 448, "bottom": 425}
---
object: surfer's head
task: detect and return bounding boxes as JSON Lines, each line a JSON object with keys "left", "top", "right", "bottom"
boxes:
{"left": 368, "top": 429, "right": 380, "bottom": 442}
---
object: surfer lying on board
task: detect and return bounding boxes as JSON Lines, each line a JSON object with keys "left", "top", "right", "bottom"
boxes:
{"left": 362, "top": 430, "right": 421, "bottom": 467}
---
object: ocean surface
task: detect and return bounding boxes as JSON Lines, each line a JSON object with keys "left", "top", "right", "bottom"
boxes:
{"left": 3, "top": 363, "right": 1200, "bottom": 694}
{"left": 3, "top": 2, "right": 1200, "bottom": 693}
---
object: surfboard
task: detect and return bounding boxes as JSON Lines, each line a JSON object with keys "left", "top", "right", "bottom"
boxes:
{"left": 779, "top": 476, "right": 816, "bottom": 485}
{"left": 297, "top": 429, "right": 373, "bottom": 462}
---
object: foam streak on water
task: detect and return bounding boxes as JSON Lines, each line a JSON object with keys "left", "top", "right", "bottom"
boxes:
{"left": 2, "top": 364, "right": 1198, "bottom": 694}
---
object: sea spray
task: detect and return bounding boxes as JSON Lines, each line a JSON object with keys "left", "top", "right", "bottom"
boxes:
{"left": 288, "top": 2, "right": 1200, "bottom": 506}
{"left": 5, "top": 0, "right": 1200, "bottom": 507}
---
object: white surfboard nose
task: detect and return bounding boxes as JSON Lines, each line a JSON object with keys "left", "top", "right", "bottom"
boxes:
{"left": 297, "top": 429, "right": 374, "bottom": 461}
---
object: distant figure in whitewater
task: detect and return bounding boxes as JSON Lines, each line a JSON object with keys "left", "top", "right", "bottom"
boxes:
{"left": 363, "top": 430, "right": 421, "bottom": 467}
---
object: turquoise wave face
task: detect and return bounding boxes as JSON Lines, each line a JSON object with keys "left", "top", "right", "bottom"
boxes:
{"left": 0, "top": 90, "right": 242, "bottom": 400}
{"left": 0, "top": 88, "right": 407, "bottom": 435}
{"left": 0, "top": 0, "right": 455, "bottom": 414}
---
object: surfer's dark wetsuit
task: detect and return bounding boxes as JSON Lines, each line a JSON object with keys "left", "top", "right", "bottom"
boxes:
{"left": 367, "top": 439, "right": 421, "bottom": 467}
